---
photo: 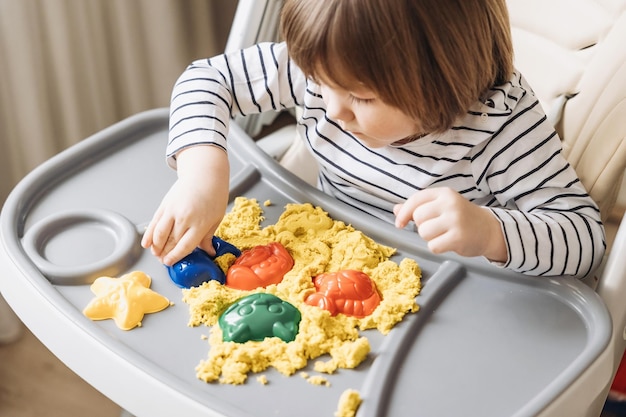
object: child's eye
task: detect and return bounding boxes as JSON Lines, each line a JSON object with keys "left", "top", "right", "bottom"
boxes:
{"left": 349, "top": 95, "right": 375, "bottom": 104}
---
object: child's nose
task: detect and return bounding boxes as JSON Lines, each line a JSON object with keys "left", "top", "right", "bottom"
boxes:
{"left": 324, "top": 95, "right": 353, "bottom": 123}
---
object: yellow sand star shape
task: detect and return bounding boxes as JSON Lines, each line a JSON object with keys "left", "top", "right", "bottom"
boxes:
{"left": 83, "top": 271, "right": 171, "bottom": 330}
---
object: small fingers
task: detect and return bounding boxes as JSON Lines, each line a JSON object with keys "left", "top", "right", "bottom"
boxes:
{"left": 141, "top": 208, "right": 163, "bottom": 249}
{"left": 394, "top": 189, "right": 440, "bottom": 229}
{"left": 161, "top": 227, "right": 208, "bottom": 266}
{"left": 149, "top": 217, "right": 178, "bottom": 258}
{"left": 424, "top": 229, "right": 461, "bottom": 255}
{"left": 415, "top": 216, "right": 446, "bottom": 242}
{"left": 394, "top": 203, "right": 413, "bottom": 228}
{"left": 198, "top": 234, "right": 217, "bottom": 257}
{"left": 141, "top": 227, "right": 154, "bottom": 249}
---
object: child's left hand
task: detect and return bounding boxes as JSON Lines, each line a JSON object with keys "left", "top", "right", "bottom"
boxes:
{"left": 394, "top": 187, "right": 507, "bottom": 262}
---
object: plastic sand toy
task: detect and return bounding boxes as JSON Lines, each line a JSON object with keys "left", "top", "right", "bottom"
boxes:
{"left": 167, "top": 237, "right": 241, "bottom": 288}
{"left": 219, "top": 293, "right": 301, "bottom": 343}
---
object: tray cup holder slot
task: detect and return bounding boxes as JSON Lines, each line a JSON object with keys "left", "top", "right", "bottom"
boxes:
{"left": 22, "top": 209, "right": 142, "bottom": 285}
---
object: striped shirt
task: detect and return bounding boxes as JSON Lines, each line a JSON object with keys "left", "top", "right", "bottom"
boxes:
{"left": 168, "top": 42, "right": 605, "bottom": 279}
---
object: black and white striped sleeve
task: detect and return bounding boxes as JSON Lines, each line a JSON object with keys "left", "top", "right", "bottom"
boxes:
{"left": 475, "top": 104, "right": 606, "bottom": 279}
{"left": 166, "top": 42, "right": 305, "bottom": 168}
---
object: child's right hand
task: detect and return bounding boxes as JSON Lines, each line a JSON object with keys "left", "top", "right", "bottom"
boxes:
{"left": 141, "top": 146, "right": 230, "bottom": 266}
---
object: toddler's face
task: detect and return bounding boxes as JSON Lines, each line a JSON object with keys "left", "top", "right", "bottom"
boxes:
{"left": 319, "top": 81, "right": 423, "bottom": 148}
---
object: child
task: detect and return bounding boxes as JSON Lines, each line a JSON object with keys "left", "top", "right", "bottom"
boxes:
{"left": 142, "top": 0, "right": 605, "bottom": 279}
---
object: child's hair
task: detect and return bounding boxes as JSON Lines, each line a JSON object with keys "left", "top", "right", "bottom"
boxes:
{"left": 280, "top": 0, "right": 514, "bottom": 133}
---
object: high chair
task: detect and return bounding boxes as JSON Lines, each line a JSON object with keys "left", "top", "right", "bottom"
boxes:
{"left": 0, "top": 1, "right": 625, "bottom": 417}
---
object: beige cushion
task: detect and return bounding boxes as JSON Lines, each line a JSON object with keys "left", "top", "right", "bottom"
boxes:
{"left": 508, "top": 0, "right": 626, "bottom": 220}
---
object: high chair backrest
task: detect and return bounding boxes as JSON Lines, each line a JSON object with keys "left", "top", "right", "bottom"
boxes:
{"left": 508, "top": 0, "right": 626, "bottom": 393}
{"left": 507, "top": 0, "right": 626, "bottom": 222}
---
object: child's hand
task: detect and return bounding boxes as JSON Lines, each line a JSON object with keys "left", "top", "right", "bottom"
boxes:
{"left": 394, "top": 187, "right": 507, "bottom": 262}
{"left": 141, "top": 146, "right": 229, "bottom": 266}
{"left": 141, "top": 178, "right": 226, "bottom": 266}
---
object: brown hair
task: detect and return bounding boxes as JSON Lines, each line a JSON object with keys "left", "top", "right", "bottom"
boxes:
{"left": 280, "top": 0, "right": 514, "bottom": 133}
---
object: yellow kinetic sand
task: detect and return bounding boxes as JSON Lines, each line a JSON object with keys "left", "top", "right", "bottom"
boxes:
{"left": 183, "top": 197, "right": 422, "bottom": 385}
{"left": 335, "top": 389, "right": 363, "bottom": 417}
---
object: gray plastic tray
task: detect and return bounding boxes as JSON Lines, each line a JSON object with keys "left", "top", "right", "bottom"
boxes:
{"left": 0, "top": 108, "right": 611, "bottom": 417}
